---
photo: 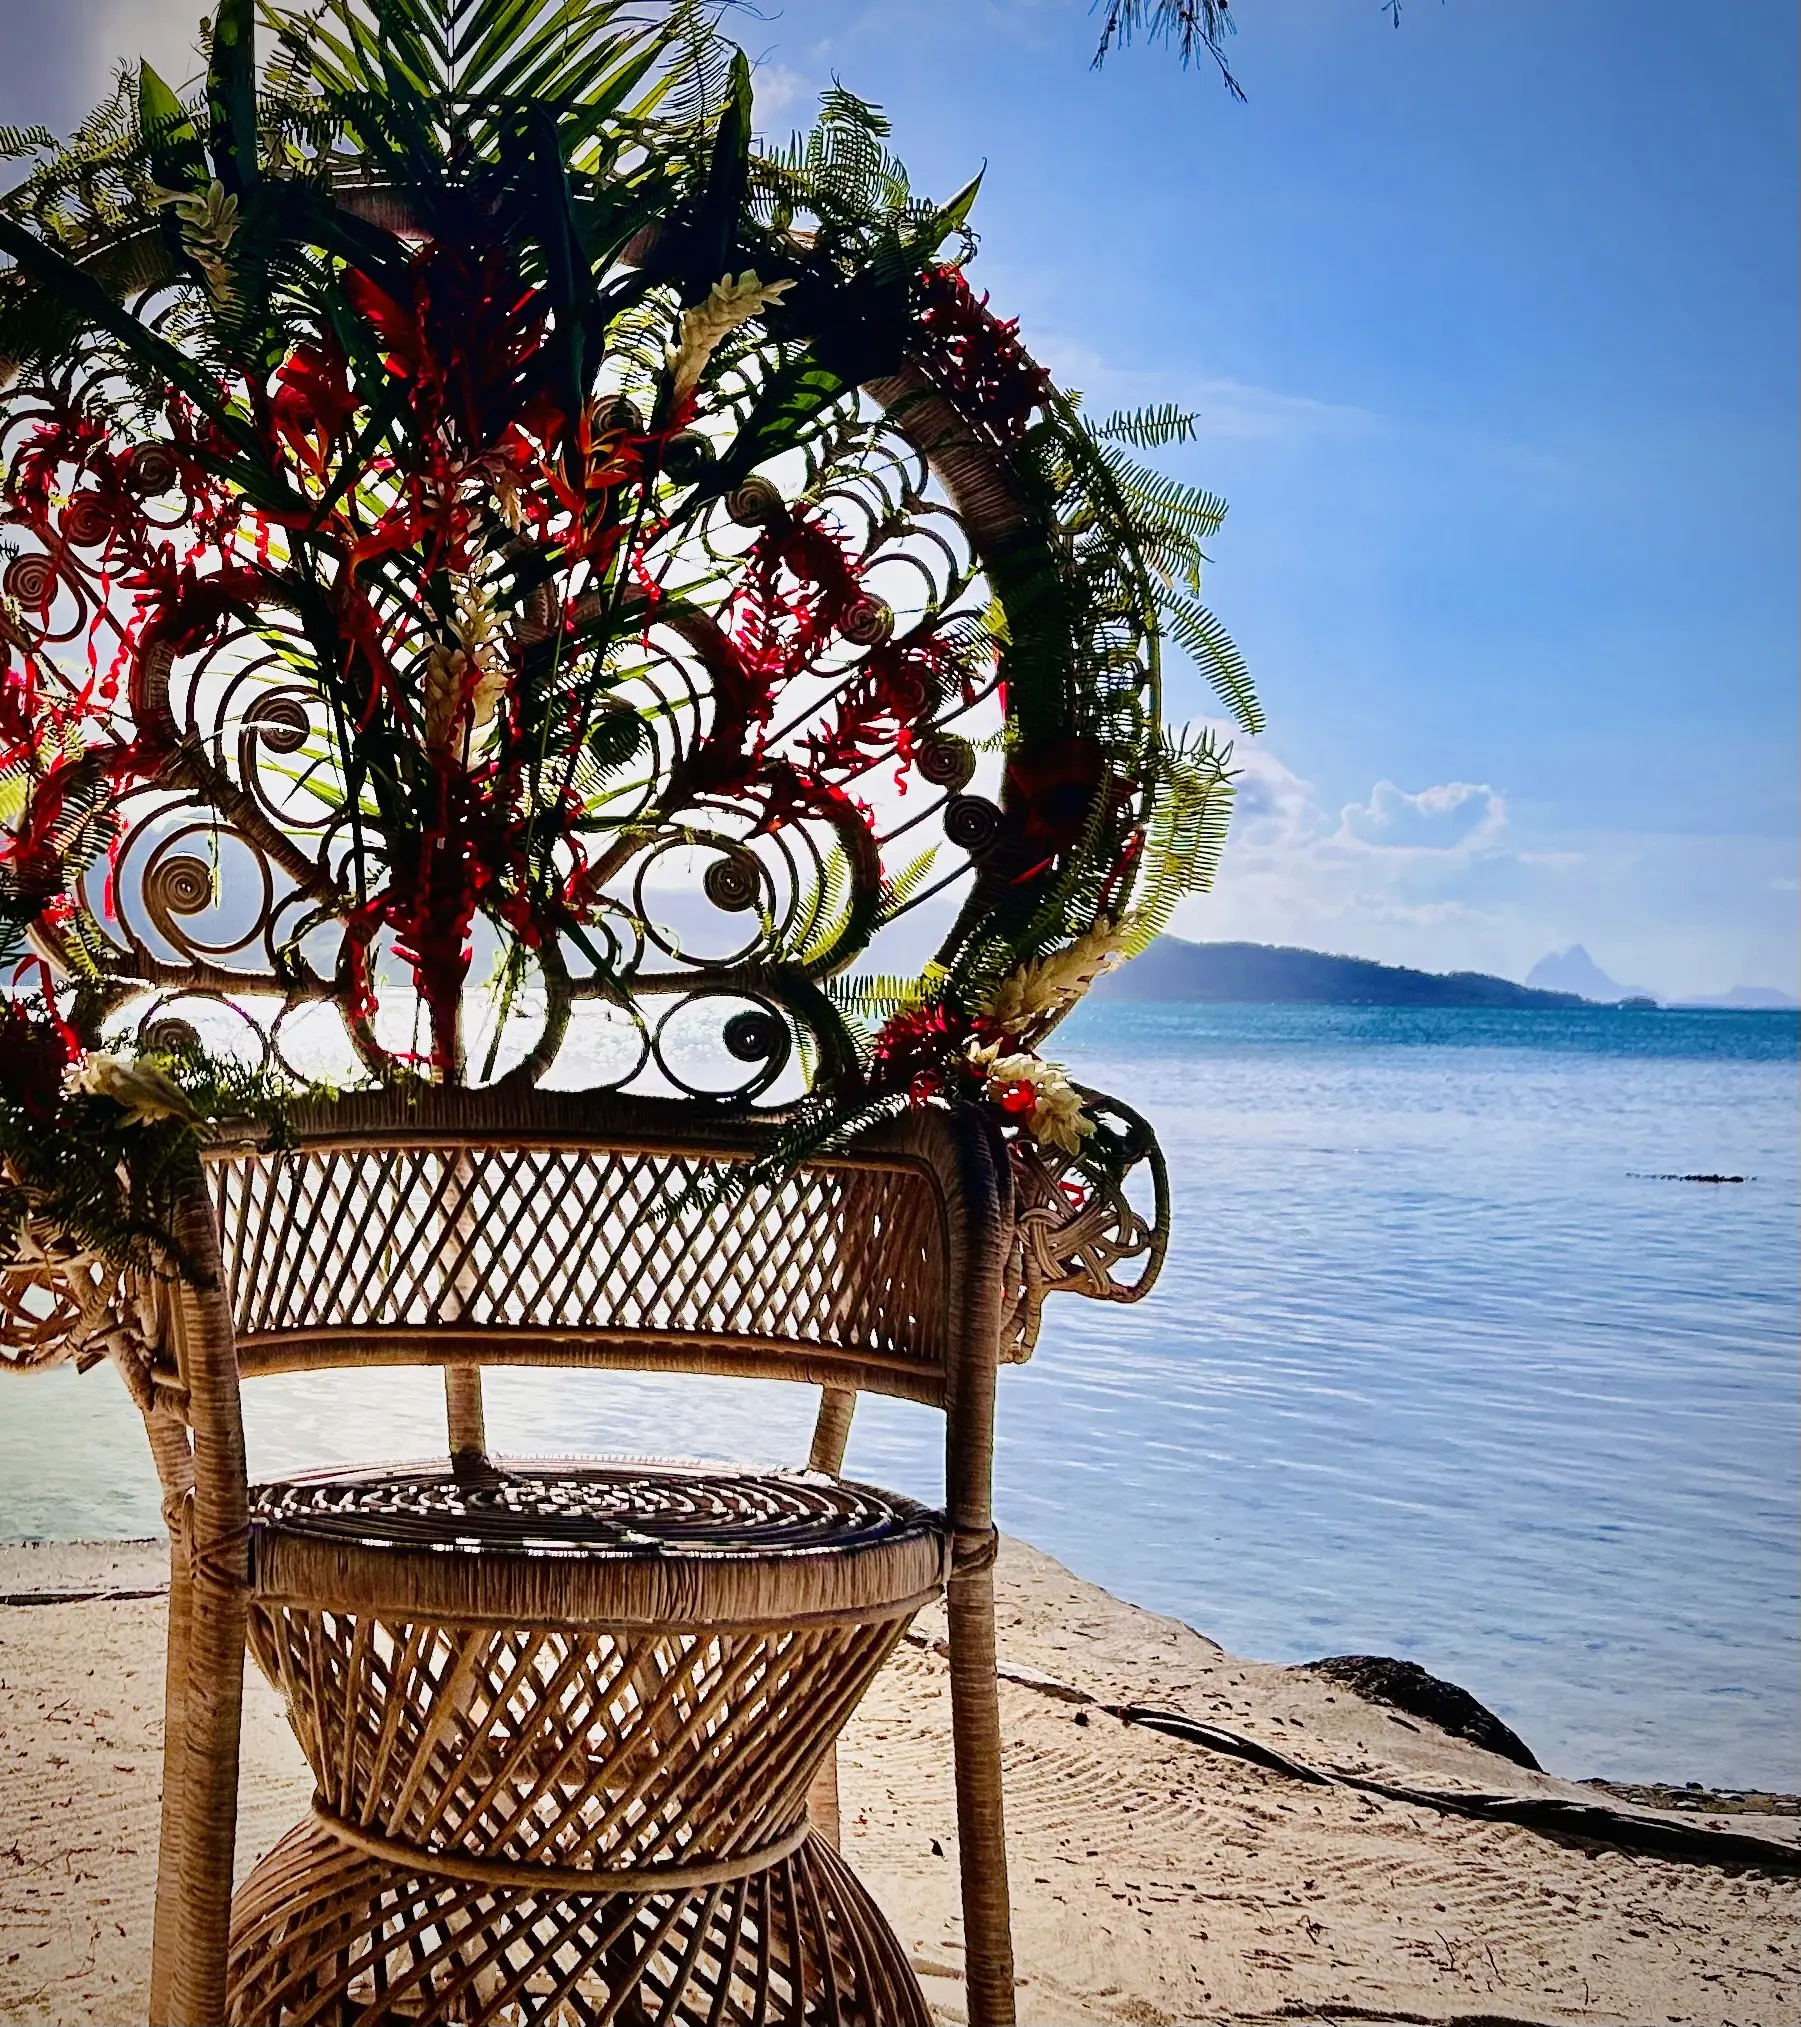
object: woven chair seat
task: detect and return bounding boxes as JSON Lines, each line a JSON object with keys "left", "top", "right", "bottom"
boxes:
{"left": 247, "top": 1457, "right": 947, "bottom": 1625}
{"left": 241, "top": 1457, "right": 943, "bottom": 1874}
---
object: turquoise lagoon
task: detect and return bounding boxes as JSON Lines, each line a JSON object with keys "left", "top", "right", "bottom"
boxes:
{"left": 3, "top": 1004, "right": 1796, "bottom": 1791}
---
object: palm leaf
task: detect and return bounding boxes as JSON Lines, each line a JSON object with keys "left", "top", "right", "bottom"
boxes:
{"left": 1092, "top": 0, "right": 1246, "bottom": 98}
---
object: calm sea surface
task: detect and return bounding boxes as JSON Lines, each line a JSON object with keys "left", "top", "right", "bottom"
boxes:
{"left": 3, "top": 1004, "right": 1796, "bottom": 1790}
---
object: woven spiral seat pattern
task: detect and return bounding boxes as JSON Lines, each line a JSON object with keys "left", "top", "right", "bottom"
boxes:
{"left": 251, "top": 1459, "right": 930, "bottom": 1558}
{"left": 227, "top": 1818, "right": 931, "bottom": 2027}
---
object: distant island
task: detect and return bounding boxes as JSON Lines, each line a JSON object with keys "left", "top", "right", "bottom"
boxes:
{"left": 1090, "top": 939, "right": 1800, "bottom": 1009}
{"left": 1525, "top": 944, "right": 1655, "bottom": 1002}
{"left": 1092, "top": 940, "right": 1590, "bottom": 1007}
{"left": 1523, "top": 945, "right": 1797, "bottom": 1009}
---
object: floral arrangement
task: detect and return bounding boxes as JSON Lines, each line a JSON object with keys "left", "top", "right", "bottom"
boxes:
{"left": 0, "top": 0, "right": 1259, "bottom": 1276}
{"left": 0, "top": 991, "right": 291, "bottom": 1279}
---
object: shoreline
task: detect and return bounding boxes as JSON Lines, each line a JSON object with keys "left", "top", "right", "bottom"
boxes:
{"left": 1, "top": 1537, "right": 1794, "bottom": 2026}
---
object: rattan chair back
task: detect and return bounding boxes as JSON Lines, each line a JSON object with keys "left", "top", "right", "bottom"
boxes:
{"left": 205, "top": 1088, "right": 983, "bottom": 1412}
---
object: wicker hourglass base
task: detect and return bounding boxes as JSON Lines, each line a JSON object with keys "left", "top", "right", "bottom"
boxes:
{"left": 226, "top": 1816, "right": 930, "bottom": 2026}
{"left": 227, "top": 1459, "right": 944, "bottom": 2027}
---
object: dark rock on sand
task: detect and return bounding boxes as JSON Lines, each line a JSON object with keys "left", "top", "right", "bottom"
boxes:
{"left": 1298, "top": 1654, "right": 1542, "bottom": 1770}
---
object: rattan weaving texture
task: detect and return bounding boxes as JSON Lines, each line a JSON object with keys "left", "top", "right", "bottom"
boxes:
{"left": 250, "top": 1460, "right": 932, "bottom": 1556}
{"left": 247, "top": 1462, "right": 949, "bottom": 1626}
{"left": 212, "top": 1143, "right": 949, "bottom": 1381}
{"left": 227, "top": 1818, "right": 931, "bottom": 2025}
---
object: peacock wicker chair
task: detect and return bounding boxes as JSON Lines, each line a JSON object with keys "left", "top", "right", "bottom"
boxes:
{"left": 0, "top": 7, "right": 1252, "bottom": 2023}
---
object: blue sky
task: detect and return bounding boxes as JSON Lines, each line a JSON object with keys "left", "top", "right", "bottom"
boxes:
{"left": 3, "top": 0, "right": 1795, "bottom": 995}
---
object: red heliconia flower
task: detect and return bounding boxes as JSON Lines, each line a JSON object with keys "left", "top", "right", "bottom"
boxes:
{"left": 1006, "top": 736, "right": 1107, "bottom": 853}
{"left": 871, "top": 1000, "right": 980, "bottom": 1106}
{"left": 344, "top": 238, "right": 552, "bottom": 455}
{"left": 269, "top": 339, "right": 358, "bottom": 478}
{"left": 912, "top": 266, "right": 1053, "bottom": 447}
{"left": 0, "top": 658, "right": 39, "bottom": 764}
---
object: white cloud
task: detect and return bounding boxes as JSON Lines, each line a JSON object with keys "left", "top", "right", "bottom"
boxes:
{"left": 1336, "top": 778, "right": 1507, "bottom": 856}
{"left": 1170, "top": 737, "right": 1797, "bottom": 999}
{"left": 1028, "top": 338, "right": 1377, "bottom": 445}
{"left": 749, "top": 62, "right": 810, "bottom": 129}
{"left": 1190, "top": 744, "right": 1511, "bottom": 959}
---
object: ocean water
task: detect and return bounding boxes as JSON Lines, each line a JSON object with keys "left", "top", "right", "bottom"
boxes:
{"left": 2, "top": 1004, "right": 1795, "bottom": 1791}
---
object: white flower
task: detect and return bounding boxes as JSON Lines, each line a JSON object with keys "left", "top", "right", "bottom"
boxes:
{"left": 664, "top": 273, "right": 795, "bottom": 400}
{"left": 71, "top": 1053, "right": 200, "bottom": 1129}
{"left": 1026, "top": 1076, "right": 1091, "bottom": 1156}
{"left": 965, "top": 1041, "right": 1093, "bottom": 1155}
{"left": 152, "top": 177, "right": 238, "bottom": 304}
{"left": 980, "top": 922, "right": 1125, "bottom": 1039}
{"left": 423, "top": 577, "right": 509, "bottom": 754}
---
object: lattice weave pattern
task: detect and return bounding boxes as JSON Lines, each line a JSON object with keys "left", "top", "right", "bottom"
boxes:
{"left": 246, "top": 1466, "right": 936, "bottom": 1875}
{"left": 227, "top": 1819, "right": 930, "bottom": 2027}
{"left": 234, "top": 1463, "right": 939, "bottom": 2023}
{"left": 212, "top": 1145, "right": 948, "bottom": 1372}
{"left": 246, "top": 1610, "right": 905, "bottom": 1874}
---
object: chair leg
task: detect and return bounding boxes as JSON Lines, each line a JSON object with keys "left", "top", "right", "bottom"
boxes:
{"left": 146, "top": 1527, "right": 191, "bottom": 2027}
{"left": 164, "top": 1185, "right": 250, "bottom": 2027}
{"left": 166, "top": 1554, "right": 247, "bottom": 2026}
{"left": 808, "top": 1385, "right": 856, "bottom": 1475}
{"left": 803, "top": 1388, "right": 857, "bottom": 1856}
{"left": 947, "top": 1563, "right": 1016, "bottom": 2027}
{"left": 444, "top": 1365, "right": 488, "bottom": 1474}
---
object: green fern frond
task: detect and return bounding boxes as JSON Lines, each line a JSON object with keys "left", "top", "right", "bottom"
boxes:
{"left": 1122, "top": 726, "right": 1237, "bottom": 953}
{"left": 0, "top": 124, "right": 57, "bottom": 161}
{"left": 1161, "top": 593, "right": 1262, "bottom": 733}
{"left": 873, "top": 844, "right": 938, "bottom": 926}
{"left": 793, "top": 838, "right": 853, "bottom": 964}
{"left": 1088, "top": 403, "right": 1198, "bottom": 449}
{"left": 1091, "top": 441, "right": 1228, "bottom": 540}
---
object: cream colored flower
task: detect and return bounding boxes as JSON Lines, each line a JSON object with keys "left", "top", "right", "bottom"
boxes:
{"left": 1026, "top": 1075, "right": 1091, "bottom": 1156}
{"left": 665, "top": 273, "right": 795, "bottom": 401}
{"left": 71, "top": 1053, "right": 201, "bottom": 1129}
{"left": 965, "top": 1041, "right": 1093, "bottom": 1155}
{"left": 980, "top": 921, "right": 1125, "bottom": 1037}
{"left": 152, "top": 177, "right": 238, "bottom": 304}
{"left": 423, "top": 577, "right": 509, "bottom": 754}
{"left": 968, "top": 1044, "right": 1038, "bottom": 1094}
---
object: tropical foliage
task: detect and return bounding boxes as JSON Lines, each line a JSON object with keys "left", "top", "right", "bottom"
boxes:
{"left": 0, "top": 0, "right": 1257, "bottom": 1265}
{"left": 1092, "top": 0, "right": 1245, "bottom": 94}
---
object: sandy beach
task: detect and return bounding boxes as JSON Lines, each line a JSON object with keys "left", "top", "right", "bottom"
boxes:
{"left": 0, "top": 1536, "right": 1793, "bottom": 2027}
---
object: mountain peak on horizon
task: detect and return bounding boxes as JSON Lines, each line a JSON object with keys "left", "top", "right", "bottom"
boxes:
{"left": 1525, "top": 946, "right": 1654, "bottom": 1003}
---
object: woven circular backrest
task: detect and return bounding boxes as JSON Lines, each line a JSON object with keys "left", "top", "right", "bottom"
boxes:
{"left": 0, "top": 11, "right": 1258, "bottom": 1272}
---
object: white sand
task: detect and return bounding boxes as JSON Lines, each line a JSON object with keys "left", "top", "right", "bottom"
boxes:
{"left": 0, "top": 1537, "right": 1793, "bottom": 2027}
